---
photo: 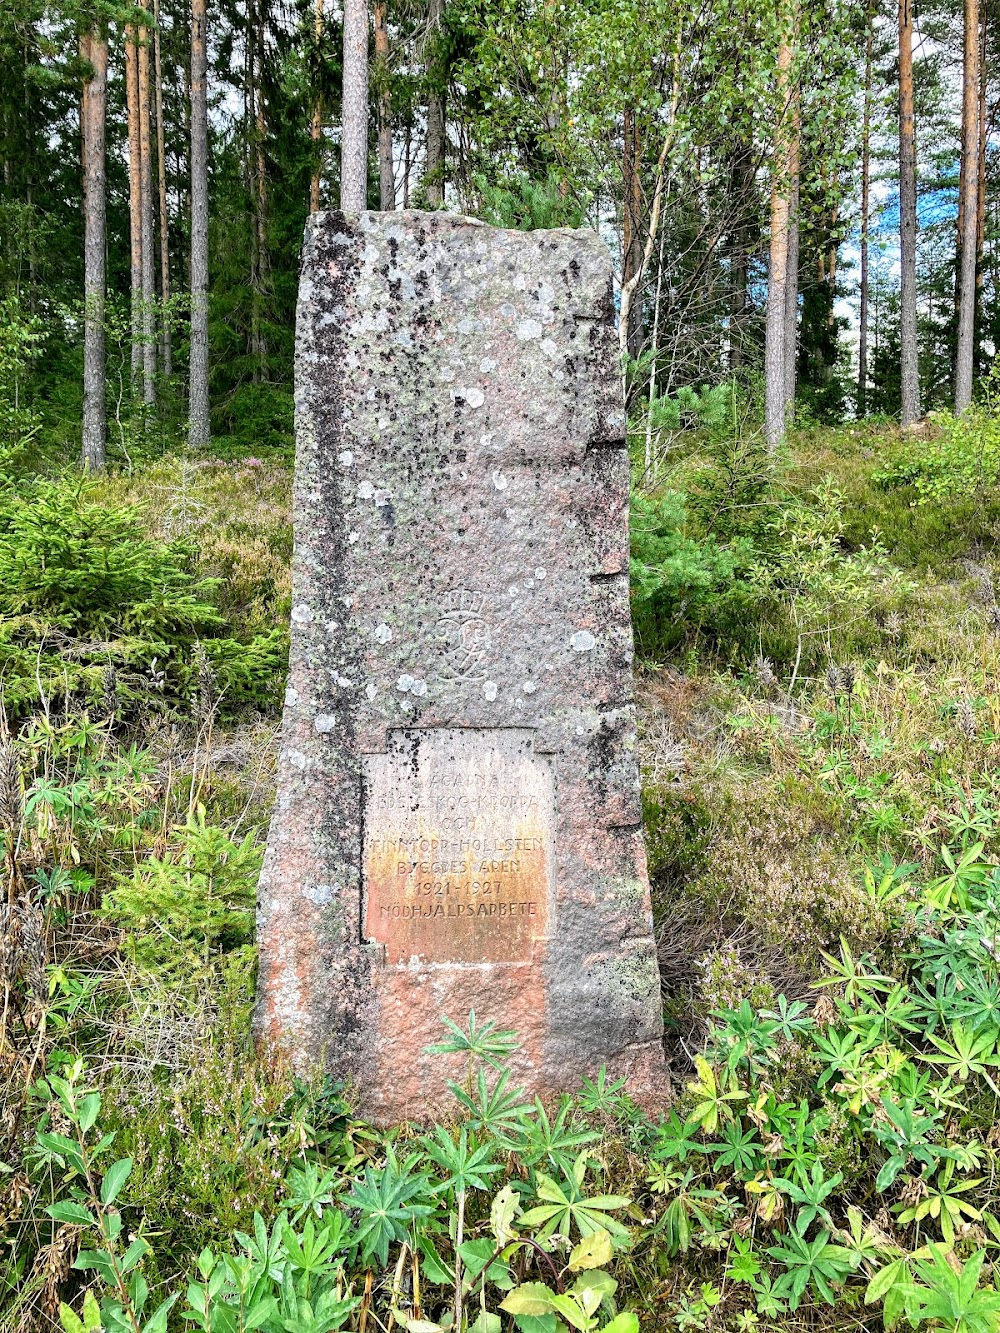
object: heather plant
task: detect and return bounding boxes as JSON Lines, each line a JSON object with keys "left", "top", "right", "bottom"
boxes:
{"left": 97, "top": 454, "right": 293, "bottom": 640}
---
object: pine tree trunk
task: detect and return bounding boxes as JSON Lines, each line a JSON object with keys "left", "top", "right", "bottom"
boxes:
{"left": 125, "top": 25, "right": 143, "bottom": 388}
{"left": 764, "top": 35, "right": 793, "bottom": 449}
{"left": 154, "top": 0, "right": 172, "bottom": 380}
{"left": 783, "top": 95, "right": 800, "bottom": 415}
{"left": 183, "top": 2, "right": 192, "bottom": 290}
{"left": 403, "top": 118, "right": 411, "bottom": 206}
{"left": 249, "top": 0, "right": 270, "bottom": 377}
{"left": 424, "top": 0, "right": 444, "bottom": 205}
{"left": 81, "top": 30, "right": 108, "bottom": 471}
{"left": 341, "top": 0, "right": 369, "bottom": 212}
{"left": 138, "top": 0, "right": 157, "bottom": 407}
{"left": 955, "top": 0, "right": 980, "bottom": 413}
{"left": 898, "top": 0, "right": 921, "bottom": 425}
{"left": 974, "top": 0, "right": 987, "bottom": 376}
{"left": 953, "top": 105, "right": 967, "bottom": 385}
{"left": 858, "top": 22, "right": 872, "bottom": 417}
{"left": 309, "top": 0, "right": 323, "bottom": 212}
{"left": 189, "top": 0, "right": 210, "bottom": 448}
{"left": 374, "top": 0, "right": 394, "bottom": 209}
{"left": 622, "top": 105, "right": 643, "bottom": 361}
{"left": 246, "top": 0, "right": 260, "bottom": 374}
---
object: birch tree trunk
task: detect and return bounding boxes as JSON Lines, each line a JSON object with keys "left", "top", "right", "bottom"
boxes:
{"left": 898, "top": 0, "right": 921, "bottom": 425}
{"left": 616, "top": 41, "right": 679, "bottom": 393}
{"left": 424, "top": 0, "right": 444, "bottom": 205}
{"left": 403, "top": 119, "right": 411, "bottom": 206}
{"left": 728, "top": 142, "right": 752, "bottom": 371}
{"left": 138, "top": 0, "right": 157, "bottom": 407}
{"left": 153, "top": 0, "right": 172, "bottom": 380}
{"left": 81, "top": 30, "right": 108, "bottom": 471}
{"left": 125, "top": 25, "right": 143, "bottom": 387}
{"left": 955, "top": 0, "right": 980, "bottom": 414}
{"left": 764, "top": 35, "right": 793, "bottom": 449}
{"left": 341, "top": 0, "right": 369, "bottom": 212}
{"left": 189, "top": 0, "right": 210, "bottom": 448}
{"left": 374, "top": 0, "right": 394, "bottom": 209}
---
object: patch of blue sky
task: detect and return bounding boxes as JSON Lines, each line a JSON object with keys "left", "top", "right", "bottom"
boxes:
{"left": 874, "top": 184, "right": 958, "bottom": 235}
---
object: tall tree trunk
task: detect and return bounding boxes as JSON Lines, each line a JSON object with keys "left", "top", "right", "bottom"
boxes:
{"left": 858, "top": 21, "right": 873, "bottom": 416}
{"left": 125, "top": 25, "right": 143, "bottom": 387}
{"left": 248, "top": 0, "right": 270, "bottom": 377}
{"left": 728, "top": 142, "right": 752, "bottom": 372}
{"left": 309, "top": 0, "right": 323, "bottom": 211}
{"left": 153, "top": 0, "right": 172, "bottom": 380}
{"left": 189, "top": 0, "right": 210, "bottom": 448}
{"left": 953, "top": 101, "right": 967, "bottom": 383}
{"left": 81, "top": 30, "right": 108, "bottom": 471}
{"left": 783, "top": 94, "right": 800, "bottom": 415}
{"left": 622, "top": 105, "right": 643, "bottom": 361}
{"left": 826, "top": 197, "right": 840, "bottom": 326}
{"left": 764, "top": 35, "right": 793, "bottom": 449}
{"left": 138, "top": 0, "right": 157, "bottom": 407}
{"left": 374, "top": 0, "right": 394, "bottom": 209}
{"left": 246, "top": 0, "right": 260, "bottom": 372}
{"left": 898, "top": 0, "right": 920, "bottom": 424}
{"left": 424, "top": 0, "right": 444, "bottom": 205}
{"left": 955, "top": 0, "right": 980, "bottom": 413}
{"left": 403, "top": 117, "right": 411, "bottom": 206}
{"left": 974, "top": 0, "right": 987, "bottom": 376}
{"left": 182, "top": 0, "right": 191, "bottom": 290}
{"left": 341, "top": 0, "right": 369, "bottom": 212}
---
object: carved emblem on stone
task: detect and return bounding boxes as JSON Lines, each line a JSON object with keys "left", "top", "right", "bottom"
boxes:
{"left": 435, "top": 588, "right": 489, "bottom": 681}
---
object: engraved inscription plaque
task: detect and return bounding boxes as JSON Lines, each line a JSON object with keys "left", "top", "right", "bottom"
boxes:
{"left": 364, "top": 728, "right": 552, "bottom": 964}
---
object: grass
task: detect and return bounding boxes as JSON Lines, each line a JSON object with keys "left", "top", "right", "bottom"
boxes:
{"left": 7, "top": 419, "right": 1000, "bottom": 1332}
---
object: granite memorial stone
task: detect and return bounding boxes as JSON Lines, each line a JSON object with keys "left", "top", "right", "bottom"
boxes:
{"left": 255, "top": 209, "right": 666, "bottom": 1121}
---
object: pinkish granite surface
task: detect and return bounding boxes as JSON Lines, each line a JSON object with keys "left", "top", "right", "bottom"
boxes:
{"left": 255, "top": 209, "right": 667, "bottom": 1122}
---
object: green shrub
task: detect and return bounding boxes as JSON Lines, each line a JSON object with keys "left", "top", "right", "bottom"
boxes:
{"left": 100, "top": 807, "right": 260, "bottom": 982}
{"left": 629, "top": 488, "right": 742, "bottom": 651}
{"left": 0, "top": 293, "right": 46, "bottom": 462}
{"left": 643, "top": 382, "right": 736, "bottom": 441}
{"left": 875, "top": 408, "right": 1000, "bottom": 504}
{"left": 631, "top": 469, "right": 902, "bottom": 669}
{"left": 473, "top": 168, "right": 586, "bottom": 231}
{"left": 0, "top": 474, "right": 287, "bottom": 716}
{"left": 0, "top": 477, "right": 223, "bottom": 637}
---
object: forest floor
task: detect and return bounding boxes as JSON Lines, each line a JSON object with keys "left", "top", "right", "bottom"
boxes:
{"left": 5, "top": 420, "right": 1000, "bottom": 1332}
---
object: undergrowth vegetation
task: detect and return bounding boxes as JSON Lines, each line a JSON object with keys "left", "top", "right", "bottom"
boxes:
{"left": 0, "top": 456, "right": 290, "bottom": 717}
{"left": 6, "top": 393, "right": 1000, "bottom": 1331}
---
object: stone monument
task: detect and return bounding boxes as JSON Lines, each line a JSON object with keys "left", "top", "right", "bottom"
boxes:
{"left": 255, "top": 209, "right": 666, "bottom": 1121}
